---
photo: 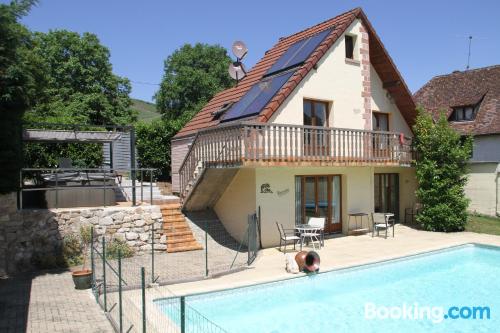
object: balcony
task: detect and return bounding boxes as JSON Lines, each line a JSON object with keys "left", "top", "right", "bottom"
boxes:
{"left": 179, "top": 122, "right": 413, "bottom": 200}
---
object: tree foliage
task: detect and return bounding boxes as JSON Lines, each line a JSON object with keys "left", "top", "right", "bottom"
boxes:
{"left": 155, "top": 43, "right": 233, "bottom": 123}
{"left": 22, "top": 30, "right": 136, "bottom": 168}
{"left": 24, "top": 30, "right": 135, "bottom": 125}
{"left": 0, "top": 0, "right": 40, "bottom": 193}
{"left": 135, "top": 119, "right": 182, "bottom": 180}
{"left": 413, "top": 107, "right": 473, "bottom": 232}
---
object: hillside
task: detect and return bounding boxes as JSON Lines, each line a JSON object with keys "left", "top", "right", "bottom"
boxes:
{"left": 131, "top": 98, "right": 161, "bottom": 123}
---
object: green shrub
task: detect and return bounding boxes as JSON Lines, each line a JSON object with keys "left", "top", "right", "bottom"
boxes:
{"left": 106, "top": 238, "right": 135, "bottom": 259}
{"left": 135, "top": 119, "right": 182, "bottom": 181}
{"left": 62, "top": 234, "right": 83, "bottom": 267}
{"left": 413, "top": 107, "right": 473, "bottom": 232}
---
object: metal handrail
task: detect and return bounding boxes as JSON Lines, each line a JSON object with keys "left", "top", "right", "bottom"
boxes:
{"left": 19, "top": 167, "right": 159, "bottom": 210}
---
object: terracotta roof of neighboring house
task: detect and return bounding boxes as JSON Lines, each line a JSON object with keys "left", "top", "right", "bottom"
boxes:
{"left": 414, "top": 65, "right": 500, "bottom": 136}
{"left": 174, "top": 7, "right": 416, "bottom": 139}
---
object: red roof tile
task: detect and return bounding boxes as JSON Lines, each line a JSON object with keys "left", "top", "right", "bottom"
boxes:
{"left": 414, "top": 65, "right": 500, "bottom": 136}
{"left": 175, "top": 7, "right": 415, "bottom": 138}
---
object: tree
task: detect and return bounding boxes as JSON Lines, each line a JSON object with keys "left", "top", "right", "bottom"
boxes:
{"left": 135, "top": 119, "right": 183, "bottom": 180}
{"left": 22, "top": 30, "right": 136, "bottom": 169}
{"left": 0, "top": 0, "right": 40, "bottom": 193}
{"left": 413, "top": 107, "right": 473, "bottom": 232}
{"left": 155, "top": 43, "right": 233, "bottom": 123}
{"left": 24, "top": 30, "right": 135, "bottom": 126}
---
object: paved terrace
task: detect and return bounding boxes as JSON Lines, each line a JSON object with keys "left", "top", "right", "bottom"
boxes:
{"left": 154, "top": 225, "right": 500, "bottom": 296}
{"left": 2, "top": 225, "right": 500, "bottom": 332}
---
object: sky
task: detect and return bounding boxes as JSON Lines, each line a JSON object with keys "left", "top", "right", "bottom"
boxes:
{"left": 10, "top": 0, "right": 500, "bottom": 102}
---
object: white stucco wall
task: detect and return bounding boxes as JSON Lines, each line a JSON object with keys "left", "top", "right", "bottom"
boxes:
{"left": 213, "top": 166, "right": 416, "bottom": 248}
{"left": 268, "top": 19, "right": 412, "bottom": 136}
{"left": 466, "top": 162, "right": 499, "bottom": 216}
{"left": 214, "top": 168, "right": 256, "bottom": 243}
{"left": 370, "top": 67, "right": 413, "bottom": 136}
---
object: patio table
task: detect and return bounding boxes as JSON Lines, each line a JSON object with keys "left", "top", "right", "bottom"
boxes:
{"left": 295, "top": 224, "right": 322, "bottom": 250}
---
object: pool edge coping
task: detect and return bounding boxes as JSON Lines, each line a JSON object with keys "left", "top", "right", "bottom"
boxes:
{"left": 154, "top": 242, "right": 499, "bottom": 302}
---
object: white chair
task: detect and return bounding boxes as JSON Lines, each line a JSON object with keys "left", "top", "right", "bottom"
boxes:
{"left": 276, "top": 222, "right": 300, "bottom": 254}
{"left": 371, "top": 213, "right": 395, "bottom": 238}
{"left": 307, "top": 217, "right": 325, "bottom": 247}
{"left": 300, "top": 227, "right": 321, "bottom": 251}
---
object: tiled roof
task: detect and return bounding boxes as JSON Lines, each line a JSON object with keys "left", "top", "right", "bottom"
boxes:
{"left": 414, "top": 65, "right": 500, "bottom": 136}
{"left": 174, "top": 7, "right": 415, "bottom": 138}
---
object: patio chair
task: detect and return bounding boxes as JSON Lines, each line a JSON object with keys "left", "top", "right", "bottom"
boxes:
{"left": 371, "top": 213, "right": 395, "bottom": 239}
{"left": 276, "top": 222, "right": 300, "bottom": 254}
{"left": 307, "top": 217, "right": 325, "bottom": 247}
{"left": 299, "top": 227, "right": 321, "bottom": 251}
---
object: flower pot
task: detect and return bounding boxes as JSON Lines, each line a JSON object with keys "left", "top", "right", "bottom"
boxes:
{"left": 72, "top": 269, "right": 92, "bottom": 290}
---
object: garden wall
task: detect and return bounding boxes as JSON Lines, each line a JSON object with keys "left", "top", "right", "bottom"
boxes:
{"left": 0, "top": 192, "right": 166, "bottom": 276}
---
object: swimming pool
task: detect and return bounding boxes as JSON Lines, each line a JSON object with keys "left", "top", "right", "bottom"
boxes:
{"left": 155, "top": 244, "right": 499, "bottom": 332}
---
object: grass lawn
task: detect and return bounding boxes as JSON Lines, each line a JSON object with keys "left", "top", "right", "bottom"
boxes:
{"left": 465, "top": 214, "right": 500, "bottom": 236}
{"left": 130, "top": 98, "right": 161, "bottom": 123}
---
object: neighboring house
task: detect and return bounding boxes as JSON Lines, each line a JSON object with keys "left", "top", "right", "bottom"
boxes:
{"left": 172, "top": 7, "right": 418, "bottom": 247}
{"left": 415, "top": 65, "right": 500, "bottom": 217}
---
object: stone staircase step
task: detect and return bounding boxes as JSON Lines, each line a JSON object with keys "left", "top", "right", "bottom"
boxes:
{"left": 167, "top": 242, "right": 203, "bottom": 253}
{"left": 164, "top": 230, "right": 192, "bottom": 238}
{"left": 161, "top": 210, "right": 183, "bottom": 216}
{"left": 160, "top": 203, "right": 182, "bottom": 210}
{"left": 166, "top": 236, "right": 197, "bottom": 245}
{"left": 162, "top": 216, "right": 185, "bottom": 223}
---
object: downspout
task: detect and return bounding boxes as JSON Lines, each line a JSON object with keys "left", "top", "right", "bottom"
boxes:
{"left": 496, "top": 164, "right": 500, "bottom": 217}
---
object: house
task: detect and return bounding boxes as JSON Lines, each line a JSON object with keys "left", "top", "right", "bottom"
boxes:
{"left": 171, "top": 7, "right": 418, "bottom": 247}
{"left": 414, "top": 65, "right": 500, "bottom": 217}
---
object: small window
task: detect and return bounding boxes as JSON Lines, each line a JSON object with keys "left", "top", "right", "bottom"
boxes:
{"left": 345, "top": 35, "right": 355, "bottom": 59}
{"left": 372, "top": 112, "right": 389, "bottom": 131}
{"left": 449, "top": 104, "right": 478, "bottom": 122}
{"left": 303, "top": 100, "right": 329, "bottom": 127}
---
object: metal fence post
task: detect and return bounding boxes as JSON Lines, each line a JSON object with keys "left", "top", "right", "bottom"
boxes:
{"left": 118, "top": 249, "right": 123, "bottom": 333}
{"left": 102, "top": 237, "right": 107, "bottom": 312}
{"left": 150, "top": 170, "right": 153, "bottom": 204}
{"left": 140, "top": 169, "right": 144, "bottom": 203}
{"left": 55, "top": 170, "right": 59, "bottom": 209}
{"left": 141, "top": 267, "right": 146, "bottom": 333}
{"left": 247, "top": 216, "right": 251, "bottom": 265}
{"left": 103, "top": 169, "right": 106, "bottom": 207}
{"left": 19, "top": 170, "right": 23, "bottom": 210}
{"left": 205, "top": 220, "right": 208, "bottom": 277}
{"left": 90, "top": 227, "right": 95, "bottom": 298}
{"left": 151, "top": 223, "right": 155, "bottom": 284}
{"left": 180, "top": 296, "right": 186, "bottom": 333}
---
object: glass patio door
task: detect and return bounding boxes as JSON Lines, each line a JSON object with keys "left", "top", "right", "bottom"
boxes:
{"left": 296, "top": 175, "right": 342, "bottom": 233}
{"left": 374, "top": 173, "right": 399, "bottom": 221}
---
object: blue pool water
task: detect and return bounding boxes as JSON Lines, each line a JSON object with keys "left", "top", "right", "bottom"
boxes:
{"left": 156, "top": 244, "right": 500, "bottom": 333}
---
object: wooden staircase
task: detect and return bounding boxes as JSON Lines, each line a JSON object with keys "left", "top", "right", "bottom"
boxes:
{"left": 160, "top": 203, "right": 203, "bottom": 253}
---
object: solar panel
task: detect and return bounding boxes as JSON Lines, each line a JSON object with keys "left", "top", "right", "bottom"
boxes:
{"left": 266, "top": 27, "right": 333, "bottom": 76}
{"left": 221, "top": 70, "right": 296, "bottom": 122}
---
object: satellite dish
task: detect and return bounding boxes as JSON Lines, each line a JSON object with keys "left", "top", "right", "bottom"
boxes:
{"left": 232, "top": 41, "right": 248, "bottom": 60}
{"left": 228, "top": 61, "right": 246, "bottom": 81}
{"left": 229, "top": 40, "right": 248, "bottom": 85}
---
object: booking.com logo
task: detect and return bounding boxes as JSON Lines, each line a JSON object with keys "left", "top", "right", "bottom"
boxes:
{"left": 364, "top": 302, "right": 491, "bottom": 324}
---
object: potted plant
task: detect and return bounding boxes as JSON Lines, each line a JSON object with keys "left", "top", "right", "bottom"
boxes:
{"left": 71, "top": 225, "right": 93, "bottom": 289}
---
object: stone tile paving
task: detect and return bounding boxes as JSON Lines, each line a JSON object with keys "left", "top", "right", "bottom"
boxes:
{"left": 0, "top": 270, "right": 113, "bottom": 333}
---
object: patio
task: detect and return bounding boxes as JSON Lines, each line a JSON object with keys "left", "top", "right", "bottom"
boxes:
{"left": 154, "top": 225, "right": 500, "bottom": 296}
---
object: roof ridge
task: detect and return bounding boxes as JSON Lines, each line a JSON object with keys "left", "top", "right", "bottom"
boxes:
{"left": 432, "top": 64, "right": 500, "bottom": 79}
{"left": 277, "top": 7, "right": 361, "bottom": 42}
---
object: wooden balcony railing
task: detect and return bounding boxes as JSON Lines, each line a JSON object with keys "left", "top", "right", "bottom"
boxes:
{"left": 179, "top": 122, "right": 413, "bottom": 199}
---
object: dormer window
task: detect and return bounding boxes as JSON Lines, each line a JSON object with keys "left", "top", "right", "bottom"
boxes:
{"left": 345, "top": 35, "right": 356, "bottom": 59}
{"left": 449, "top": 104, "right": 479, "bottom": 122}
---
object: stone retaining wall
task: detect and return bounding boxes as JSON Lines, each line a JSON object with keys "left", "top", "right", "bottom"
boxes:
{"left": 0, "top": 192, "right": 166, "bottom": 276}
